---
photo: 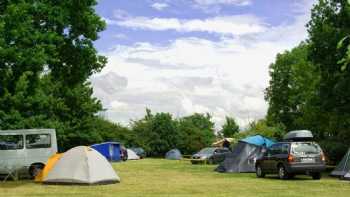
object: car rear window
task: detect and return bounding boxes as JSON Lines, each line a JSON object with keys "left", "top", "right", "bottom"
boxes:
{"left": 291, "top": 142, "right": 321, "bottom": 155}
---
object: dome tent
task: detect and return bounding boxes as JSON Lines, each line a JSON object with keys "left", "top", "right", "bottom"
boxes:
{"left": 165, "top": 149, "right": 182, "bottom": 160}
{"left": 216, "top": 135, "right": 275, "bottom": 173}
{"left": 43, "top": 146, "right": 120, "bottom": 185}
{"left": 127, "top": 149, "right": 140, "bottom": 160}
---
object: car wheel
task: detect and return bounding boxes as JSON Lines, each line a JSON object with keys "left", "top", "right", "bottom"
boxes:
{"left": 256, "top": 164, "right": 265, "bottom": 178}
{"left": 311, "top": 172, "right": 321, "bottom": 180}
{"left": 29, "top": 163, "right": 45, "bottom": 179}
{"left": 208, "top": 158, "right": 214, "bottom": 165}
{"left": 278, "top": 165, "right": 289, "bottom": 180}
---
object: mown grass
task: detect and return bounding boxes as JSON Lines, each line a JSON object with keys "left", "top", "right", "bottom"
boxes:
{"left": 0, "top": 158, "right": 349, "bottom": 197}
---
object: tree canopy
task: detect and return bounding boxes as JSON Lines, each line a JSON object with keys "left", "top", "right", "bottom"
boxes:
{"left": 0, "top": 0, "right": 107, "bottom": 151}
{"left": 266, "top": 0, "right": 350, "bottom": 162}
{"left": 220, "top": 116, "right": 240, "bottom": 138}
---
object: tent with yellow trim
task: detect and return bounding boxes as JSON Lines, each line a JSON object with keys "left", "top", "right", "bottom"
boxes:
{"left": 39, "top": 146, "right": 120, "bottom": 185}
{"left": 35, "top": 153, "right": 62, "bottom": 182}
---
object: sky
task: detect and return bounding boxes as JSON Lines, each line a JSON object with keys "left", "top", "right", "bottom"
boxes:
{"left": 91, "top": 0, "right": 317, "bottom": 129}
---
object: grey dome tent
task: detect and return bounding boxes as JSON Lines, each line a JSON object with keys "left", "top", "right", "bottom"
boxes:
{"left": 165, "top": 149, "right": 182, "bottom": 160}
{"left": 43, "top": 146, "right": 120, "bottom": 185}
{"left": 215, "top": 135, "right": 275, "bottom": 173}
{"left": 330, "top": 148, "right": 350, "bottom": 178}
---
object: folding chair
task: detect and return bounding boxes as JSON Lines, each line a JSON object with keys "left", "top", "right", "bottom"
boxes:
{"left": 2, "top": 162, "right": 19, "bottom": 182}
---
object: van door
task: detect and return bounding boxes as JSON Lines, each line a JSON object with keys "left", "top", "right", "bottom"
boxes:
{"left": 25, "top": 133, "right": 55, "bottom": 167}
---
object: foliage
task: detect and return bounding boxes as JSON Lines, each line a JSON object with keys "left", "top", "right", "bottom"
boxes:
{"left": 0, "top": 0, "right": 107, "bottom": 150}
{"left": 177, "top": 113, "right": 216, "bottom": 154}
{"left": 220, "top": 116, "right": 240, "bottom": 138}
{"left": 306, "top": 0, "right": 350, "bottom": 160}
{"left": 266, "top": 0, "right": 350, "bottom": 162}
{"left": 234, "top": 119, "right": 285, "bottom": 140}
{"left": 265, "top": 42, "right": 320, "bottom": 132}
{"left": 130, "top": 110, "right": 215, "bottom": 156}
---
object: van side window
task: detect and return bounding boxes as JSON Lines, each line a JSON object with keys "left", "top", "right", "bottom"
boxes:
{"left": 26, "top": 134, "right": 51, "bottom": 149}
{"left": 0, "top": 135, "right": 24, "bottom": 150}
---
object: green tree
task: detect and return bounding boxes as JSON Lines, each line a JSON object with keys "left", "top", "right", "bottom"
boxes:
{"left": 265, "top": 42, "right": 320, "bottom": 132}
{"left": 130, "top": 109, "right": 180, "bottom": 156}
{"left": 221, "top": 116, "right": 239, "bottom": 137}
{"left": 177, "top": 113, "right": 216, "bottom": 154}
{"left": 0, "top": 0, "right": 107, "bottom": 150}
{"left": 235, "top": 119, "right": 285, "bottom": 140}
{"left": 306, "top": 0, "right": 350, "bottom": 161}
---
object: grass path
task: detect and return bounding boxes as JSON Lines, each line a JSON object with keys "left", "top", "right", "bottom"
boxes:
{"left": 0, "top": 159, "right": 349, "bottom": 197}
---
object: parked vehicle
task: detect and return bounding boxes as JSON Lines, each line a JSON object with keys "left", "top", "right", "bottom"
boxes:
{"left": 255, "top": 141, "right": 326, "bottom": 180}
{"left": 191, "top": 147, "right": 230, "bottom": 164}
{"left": 120, "top": 145, "right": 128, "bottom": 161}
{"left": 130, "top": 147, "right": 146, "bottom": 159}
{"left": 0, "top": 129, "right": 58, "bottom": 178}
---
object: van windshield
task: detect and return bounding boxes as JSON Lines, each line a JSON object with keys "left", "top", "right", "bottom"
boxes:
{"left": 0, "top": 135, "right": 24, "bottom": 150}
{"left": 291, "top": 142, "right": 321, "bottom": 155}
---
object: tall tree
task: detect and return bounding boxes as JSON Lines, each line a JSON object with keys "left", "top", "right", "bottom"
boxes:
{"left": 307, "top": 0, "right": 350, "bottom": 142}
{"left": 0, "top": 0, "right": 107, "bottom": 150}
{"left": 177, "top": 113, "right": 216, "bottom": 154}
{"left": 265, "top": 42, "right": 320, "bottom": 132}
{"left": 221, "top": 116, "right": 239, "bottom": 137}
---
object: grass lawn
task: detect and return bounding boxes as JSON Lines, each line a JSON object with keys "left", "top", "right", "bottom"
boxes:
{"left": 1, "top": 158, "right": 349, "bottom": 197}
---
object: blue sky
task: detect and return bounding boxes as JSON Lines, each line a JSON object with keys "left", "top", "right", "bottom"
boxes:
{"left": 91, "top": 0, "right": 316, "bottom": 128}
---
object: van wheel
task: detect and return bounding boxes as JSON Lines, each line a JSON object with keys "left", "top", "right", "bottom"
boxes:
{"left": 29, "top": 163, "right": 45, "bottom": 179}
{"left": 256, "top": 164, "right": 265, "bottom": 178}
{"left": 278, "top": 165, "right": 289, "bottom": 180}
{"left": 312, "top": 172, "right": 321, "bottom": 180}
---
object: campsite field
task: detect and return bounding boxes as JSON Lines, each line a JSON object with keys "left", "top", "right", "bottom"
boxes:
{"left": 0, "top": 158, "right": 349, "bottom": 197}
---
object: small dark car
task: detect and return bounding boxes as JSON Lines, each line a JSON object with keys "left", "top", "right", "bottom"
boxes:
{"left": 255, "top": 141, "right": 326, "bottom": 180}
{"left": 191, "top": 147, "right": 230, "bottom": 164}
{"left": 130, "top": 147, "right": 146, "bottom": 159}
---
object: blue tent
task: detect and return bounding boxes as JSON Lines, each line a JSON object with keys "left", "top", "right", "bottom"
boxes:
{"left": 216, "top": 135, "right": 275, "bottom": 173}
{"left": 165, "top": 149, "right": 182, "bottom": 160}
{"left": 240, "top": 135, "right": 275, "bottom": 148}
{"left": 91, "top": 142, "right": 121, "bottom": 162}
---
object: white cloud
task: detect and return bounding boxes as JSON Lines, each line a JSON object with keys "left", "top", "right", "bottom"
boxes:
{"left": 92, "top": 1, "right": 315, "bottom": 128}
{"left": 109, "top": 15, "right": 266, "bottom": 36}
{"left": 193, "top": 0, "right": 251, "bottom": 6}
{"left": 151, "top": 2, "right": 169, "bottom": 11}
{"left": 113, "top": 33, "right": 127, "bottom": 39}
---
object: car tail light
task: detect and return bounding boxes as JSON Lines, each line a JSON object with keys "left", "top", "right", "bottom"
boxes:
{"left": 321, "top": 152, "right": 326, "bottom": 162}
{"left": 288, "top": 154, "right": 294, "bottom": 163}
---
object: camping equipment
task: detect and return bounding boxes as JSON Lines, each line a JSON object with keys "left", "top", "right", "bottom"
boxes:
{"left": 165, "top": 149, "right": 182, "bottom": 160}
{"left": 215, "top": 135, "right": 275, "bottom": 173}
{"left": 283, "top": 130, "right": 313, "bottom": 141}
{"left": 43, "top": 146, "right": 120, "bottom": 185}
{"left": 127, "top": 149, "right": 140, "bottom": 160}
{"left": 330, "top": 148, "right": 350, "bottom": 178}
{"left": 91, "top": 142, "right": 122, "bottom": 162}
